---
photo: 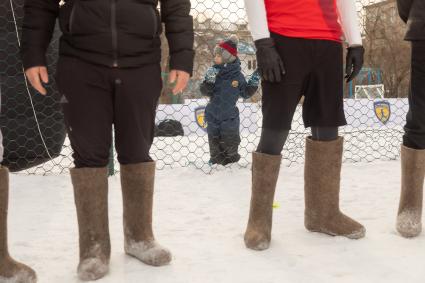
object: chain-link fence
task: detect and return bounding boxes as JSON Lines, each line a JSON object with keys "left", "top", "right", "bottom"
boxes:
{"left": 1, "top": 0, "right": 71, "bottom": 175}
{"left": 0, "top": 0, "right": 410, "bottom": 174}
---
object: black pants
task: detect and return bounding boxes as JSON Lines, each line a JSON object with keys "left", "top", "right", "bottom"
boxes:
{"left": 262, "top": 33, "right": 346, "bottom": 131}
{"left": 56, "top": 56, "right": 162, "bottom": 168}
{"left": 404, "top": 41, "right": 425, "bottom": 150}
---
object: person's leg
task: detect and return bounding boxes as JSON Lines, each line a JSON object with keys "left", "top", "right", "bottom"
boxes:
{"left": 0, "top": 82, "right": 36, "bottom": 282}
{"left": 397, "top": 41, "right": 425, "bottom": 237}
{"left": 57, "top": 57, "right": 114, "bottom": 168}
{"left": 310, "top": 126, "right": 338, "bottom": 141}
{"left": 0, "top": 167, "right": 37, "bottom": 283}
{"left": 257, "top": 128, "right": 289, "bottom": 155}
{"left": 71, "top": 167, "right": 110, "bottom": 280}
{"left": 113, "top": 64, "right": 161, "bottom": 165}
{"left": 220, "top": 116, "right": 241, "bottom": 165}
{"left": 403, "top": 41, "right": 425, "bottom": 150}
{"left": 56, "top": 56, "right": 113, "bottom": 280}
{"left": 207, "top": 118, "right": 225, "bottom": 165}
{"left": 114, "top": 64, "right": 171, "bottom": 266}
{"left": 245, "top": 128, "right": 291, "bottom": 251}
{"left": 245, "top": 33, "right": 310, "bottom": 250}
{"left": 303, "top": 40, "right": 365, "bottom": 239}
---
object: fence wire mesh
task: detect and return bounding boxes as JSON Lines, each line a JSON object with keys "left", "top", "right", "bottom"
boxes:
{"left": 0, "top": 0, "right": 410, "bottom": 174}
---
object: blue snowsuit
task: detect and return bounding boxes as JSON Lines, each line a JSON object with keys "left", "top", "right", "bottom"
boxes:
{"left": 200, "top": 59, "right": 260, "bottom": 164}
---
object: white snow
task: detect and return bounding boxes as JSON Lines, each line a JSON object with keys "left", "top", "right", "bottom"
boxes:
{"left": 7, "top": 160, "right": 425, "bottom": 283}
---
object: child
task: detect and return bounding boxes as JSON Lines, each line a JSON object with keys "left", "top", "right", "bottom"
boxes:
{"left": 200, "top": 36, "right": 260, "bottom": 165}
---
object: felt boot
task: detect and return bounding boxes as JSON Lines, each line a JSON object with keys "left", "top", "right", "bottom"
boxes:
{"left": 121, "top": 162, "right": 172, "bottom": 266}
{"left": 244, "top": 152, "right": 281, "bottom": 250}
{"left": 304, "top": 137, "right": 365, "bottom": 239}
{"left": 396, "top": 145, "right": 425, "bottom": 238}
{"left": 0, "top": 166, "right": 37, "bottom": 283}
{"left": 71, "top": 167, "right": 110, "bottom": 281}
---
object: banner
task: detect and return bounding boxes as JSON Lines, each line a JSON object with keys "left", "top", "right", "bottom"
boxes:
{"left": 155, "top": 98, "right": 408, "bottom": 136}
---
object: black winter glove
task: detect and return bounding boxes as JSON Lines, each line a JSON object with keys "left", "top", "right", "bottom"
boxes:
{"left": 254, "top": 38, "right": 286, "bottom": 83}
{"left": 345, "top": 46, "right": 365, "bottom": 83}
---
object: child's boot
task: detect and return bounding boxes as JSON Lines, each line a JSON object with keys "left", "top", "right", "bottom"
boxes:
{"left": 208, "top": 135, "right": 225, "bottom": 165}
{"left": 221, "top": 132, "right": 241, "bottom": 165}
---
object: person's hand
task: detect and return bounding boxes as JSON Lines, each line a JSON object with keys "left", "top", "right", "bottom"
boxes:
{"left": 254, "top": 37, "right": 285, "bottom": 83}
{"left": 345, "top": 45, "right": 365, "bottom": 83}
{"left": 25, "top": 66, "right": 49, "bottom": 95}
{"left": 169, "top": 70, "right": 190, "bottom": 95}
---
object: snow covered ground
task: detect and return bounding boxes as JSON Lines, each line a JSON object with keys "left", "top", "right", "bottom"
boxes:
{"left": 7, "top": 160, "right": 425, "bottom": 283}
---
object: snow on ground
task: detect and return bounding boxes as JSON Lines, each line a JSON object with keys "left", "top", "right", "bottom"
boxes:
{"left": 7, "top": 160, "right": 425, "bottom": 283}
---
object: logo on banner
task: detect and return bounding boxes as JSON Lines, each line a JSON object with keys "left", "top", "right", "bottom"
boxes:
{"left": 194, "top": 106, "right": 208, "bottom": 132}
{"left": 374, "top": 100, "right": 391, "bottom": 125}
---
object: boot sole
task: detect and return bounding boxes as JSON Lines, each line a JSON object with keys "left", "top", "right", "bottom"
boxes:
{"left": 306, "top": 227, "right": 366, "bottom": 240}
{"left": 125, "top": 251, "right": 172, "bottom": 267}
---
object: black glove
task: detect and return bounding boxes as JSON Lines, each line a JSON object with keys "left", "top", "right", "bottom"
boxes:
{"left": 345, "top": 45, "right": 365, "bottom": 83}
{"left": 254, "top": 38, "right": 286, "bottom": 83}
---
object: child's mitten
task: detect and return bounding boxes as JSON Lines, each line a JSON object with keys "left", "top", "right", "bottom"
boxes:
{"left": 247, "top": 69, "right": 261, "bottom": 87}
{"left": 205, "top": 67, "right": 219, "bottom": 84}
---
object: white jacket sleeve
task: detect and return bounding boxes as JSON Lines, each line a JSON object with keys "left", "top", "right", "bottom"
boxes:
{"left": 244, "top": 0, "right": 270, "bottom": 41}
{"left": 337, "top": 0, "right": 363, "bottom": 46}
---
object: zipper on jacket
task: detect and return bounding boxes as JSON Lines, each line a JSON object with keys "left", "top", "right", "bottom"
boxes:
{"left": 150, "top": 7, "right": 158, "bottom": 37}
{"left": 69, "top": 0, "right": 78, "bottom": 34}
{"left": 111, "top": 0, "right": 118, "bottom": 67}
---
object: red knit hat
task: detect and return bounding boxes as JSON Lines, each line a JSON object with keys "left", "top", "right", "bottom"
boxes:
{"left": 218, "top": 38, "right": 238, "bottom": 57}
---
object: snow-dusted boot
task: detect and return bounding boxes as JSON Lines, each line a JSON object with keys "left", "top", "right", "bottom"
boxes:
{"left": 208, "top": 136, "right": 225, "bottom": 165}
{"left": 396, "top": 145, "right": 425, "bottom": 238}
{"left": 71, "top": 167, "right": 110, "bottom": 281}
{"left": 0, "top": 166, "right": 37, "bottom": 283}
{"left": 121, "top": 162, "right": 172, "bottom": 266}
{"left": 221, "top": 132, "right": 241, "bottom": 166}
{"left": 304, "top": 137, "right": 365, "bottom": 239}
{"left": 244, "top": 152, "right": 281, "bottom": 251}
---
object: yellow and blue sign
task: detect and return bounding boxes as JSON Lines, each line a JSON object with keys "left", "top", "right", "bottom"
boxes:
{"left": 194, "top": 106, "right": 208, "bottom": 132}
{"left": 374, "top": 100, "right": 391, "bottom": 125}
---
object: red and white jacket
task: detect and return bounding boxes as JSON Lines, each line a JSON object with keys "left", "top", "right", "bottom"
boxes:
{"left": 244, "top": 0, "right": 362, "bottom": 46}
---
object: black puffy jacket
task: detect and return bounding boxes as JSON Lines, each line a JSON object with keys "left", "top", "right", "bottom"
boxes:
{"left": 21, "top": 0, "right": 194, "bottom": 74}
{"left": 397, "top": 0, "right": 425, "bottom": 41}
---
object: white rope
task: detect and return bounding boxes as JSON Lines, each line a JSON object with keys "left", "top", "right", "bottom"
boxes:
{"left": 9, "top": 0, "right": 55, "bottom": 162}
